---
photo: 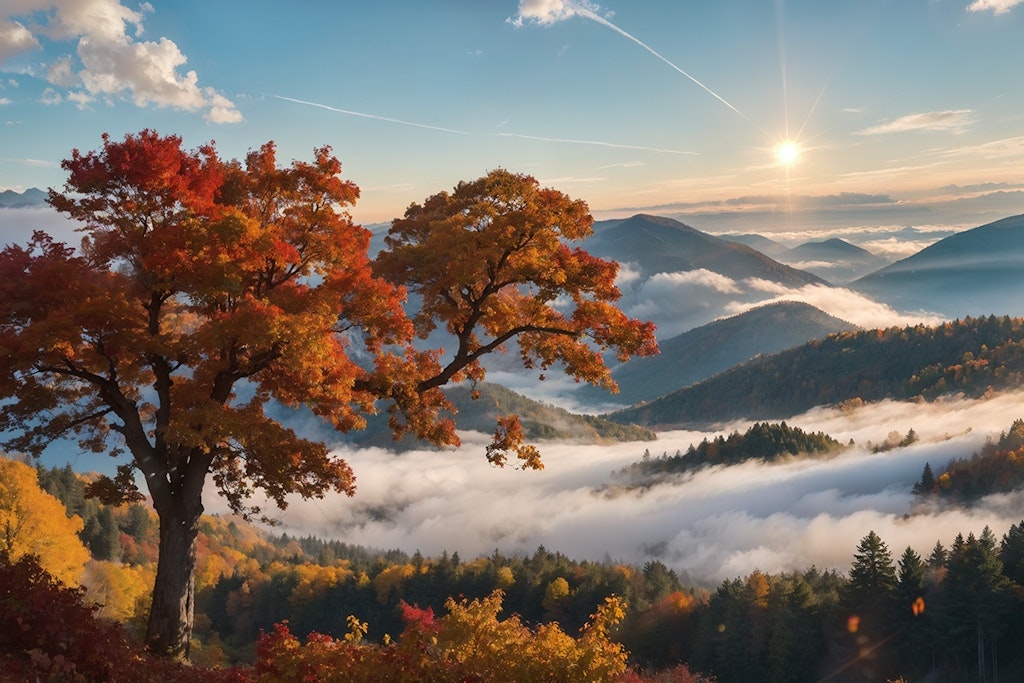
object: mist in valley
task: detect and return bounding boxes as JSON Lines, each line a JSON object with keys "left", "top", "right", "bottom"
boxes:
{"left": 221, "top": 389, "right": 1024, "bottom": 586}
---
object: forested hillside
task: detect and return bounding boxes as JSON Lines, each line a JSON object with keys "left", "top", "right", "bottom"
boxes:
{"left": 853, "top": 213, "right": 1024, "bottom": 318}
{"left": 611, "top": 315, "right": 1024, "bottom": 428}
{"left": 611, "top": 422, "right": 843, "bottom": 489}
{"left": 5, "top": 453, "right": 1024, "bottom": 681}
{"left": 914, "top": 418, "right": 1024, "bottom": 502}
{"left": 582, "top": 301, "right": 858, "bottom": 407}
{"left": 282, "top": 381, "right": 657, "bottom": 450}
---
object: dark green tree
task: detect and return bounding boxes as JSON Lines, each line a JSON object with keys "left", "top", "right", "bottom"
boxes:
{"left": 999, "top": 519, "right": 1024, "bottom": 585}
{"left": 912, "top": 462, "right": 936, "bottom": 495}
{"left": 940, "top": 528, "right": 1012, "bottom": 682}
{"left": 891, "top": 546, "right": 932, "bottom": 676}
{"left": 82, "top": 505, "right": 121, "bottom": 561}
{"left": 843, "top": 530, "right": 898, "bottom": 675}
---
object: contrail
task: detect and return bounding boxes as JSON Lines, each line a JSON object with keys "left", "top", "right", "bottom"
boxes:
{"left": 565, "top": 1, "right": 746, "bottom": 119}
{"left": 274, "top": 96, "right": 698, "bottom": 155}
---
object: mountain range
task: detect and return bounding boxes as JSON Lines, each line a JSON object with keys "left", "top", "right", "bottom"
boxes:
{"left": 852, "top": 213, "right": 1024, "bottom": 319}
{"left": 587, "top": 214, "right": 827, "bottom": 287}
{"left": 580, "top": 301, "right": 859, "bottom": 407}
{"left": 0, "top": 187, "right": 47, "bottom": 208}
{"left": 607, "top": 315, "right": 1024, "bottom": 430}
{"left": 6, "top": 186, "right": 1024, "bottom": 447}
{"left": 774, "top": 238, "right": 891, "bottom": 284}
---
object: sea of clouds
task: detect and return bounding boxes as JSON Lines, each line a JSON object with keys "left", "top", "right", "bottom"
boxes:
{"left": 220, "top": 390, "right": 1024, "bottom": 586}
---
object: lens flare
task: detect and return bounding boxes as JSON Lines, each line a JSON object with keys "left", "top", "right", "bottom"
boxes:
{"left": 775, "top": 140, "right": 801, "bottom": 167}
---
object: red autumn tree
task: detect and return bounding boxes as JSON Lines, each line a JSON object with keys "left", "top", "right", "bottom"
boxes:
{"left": 0, "top": 131, "right": 656, "bottom": 659}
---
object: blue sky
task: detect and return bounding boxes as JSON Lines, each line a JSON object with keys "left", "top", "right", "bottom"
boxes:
{"left": 2, "top": 0, "right": 1023, "bottom": 230}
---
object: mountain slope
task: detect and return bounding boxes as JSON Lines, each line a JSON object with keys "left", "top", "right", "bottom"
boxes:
{"left": 580, "top": 301, "right": 859, "bottom": 407}
{"left": 269, "top": 382, "right": 656, "bottom": 451}
{"left": 852, "top": 214, "right": 1024, "bottom": 317}
{"left": 608, "top": 315, "right": 1024, "bottom": 429}
{"left": 0, "top": 188, "right": 47, "bottom": 208}
{"left": 777, "top": 238, "right": 890, "bottom": 284}
{"left": 721, "top": 233, "right": 789, "bottom": 258}
{"left": 587, "top": 214, "right": 827, "bottom": 287}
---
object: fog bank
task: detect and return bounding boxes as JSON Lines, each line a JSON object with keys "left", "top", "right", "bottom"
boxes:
{"left": 214, "top": 390, "right": 1024, "bottom": 585}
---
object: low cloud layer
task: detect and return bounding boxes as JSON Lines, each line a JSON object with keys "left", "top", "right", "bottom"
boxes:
{"left": 618, "top": 266, "right": 943, "bottom": 340}
{"left": 2, "top": 1, "right": 241, "bottom": 122}
{"left": 230, "top": 390, "right": 1024, "bottom": 586}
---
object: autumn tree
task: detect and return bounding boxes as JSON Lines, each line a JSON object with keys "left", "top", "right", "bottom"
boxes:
{"left": 0, "top": 456, "right": 91, "bottom": 585}
{"left": 0, "top": 131, "right": 656, "bottom": 658}
{"left": 373, "top": 168, "right": 658, "bottom": 467}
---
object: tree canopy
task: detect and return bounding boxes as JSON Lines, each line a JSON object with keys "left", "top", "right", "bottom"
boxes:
{"left": 0, "top": 130, "right": 657, "bottom": 657}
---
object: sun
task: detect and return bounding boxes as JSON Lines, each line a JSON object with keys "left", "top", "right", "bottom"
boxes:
{"left": 774, "top": 140, "right": 801, "bottom": 167}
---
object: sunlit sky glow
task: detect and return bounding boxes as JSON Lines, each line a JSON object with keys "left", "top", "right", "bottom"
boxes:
{"left": 1, "top": 0, "right": 1023, "bottom": 230}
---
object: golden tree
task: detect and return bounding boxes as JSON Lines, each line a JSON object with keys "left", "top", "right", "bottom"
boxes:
{"left": 0, "top": 456, "right": 90, "bottom": 585}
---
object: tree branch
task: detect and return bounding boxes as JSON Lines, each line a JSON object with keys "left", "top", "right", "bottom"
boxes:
{"left": 418, "top": 323, "right": 578, "bottom": 391}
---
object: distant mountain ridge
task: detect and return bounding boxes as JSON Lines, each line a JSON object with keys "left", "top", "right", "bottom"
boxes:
{"left": 776, "top": 238, "right": 891, "bottom": 284}
{"left": 853, "top": 214, "right": 1024, "bottom": 317}
{"left": 587, "top": 214, "right": 828, "bottom": 287}
{"left": 580, "top": 301, "right": 859, "bottom": 407}
{"left": 721, "top": 233, "right": 789, "bottom": 258}
{"left": 608, "top": 315, "right": 1024, "bottom": 429}
{"left": 270, "top": 382, "right": 656, "bottom": 451}
{"left": 0, "top": 188, "right": 47, "bottom": 208}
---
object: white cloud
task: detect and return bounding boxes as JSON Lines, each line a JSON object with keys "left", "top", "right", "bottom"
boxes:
{"left": 0, "top": 20, "right": 39, "bottom": 63}
{"left": 647, "top": 269, "right": 743, "bottom": 295}
{"left": 2, "top": 0, "right": 241, "bottom": 123}
{"left": 613, "top": 261, "right": 643, "bottom": 286}
{"left": 46, "top": 55, "right": 75, "bottom": 87}
{"left": 0, "top": 97, "right": 10, "bottom": 105}
{"left": 968, "top": 0, "right": 1024, "bottom": 14}
{"left": 509, "top": 0, "right": 599, "bottom": 27}
{"left": 625, "top": 269, "right": 747, "bottom": 338}
{"left": 214, "top": 390, "right": 1024, "bottom": 585}
{"left": 725, "top": 283, "right": 946, "bottom": 329}
{"left": 858, "top": 109, "right": 975, "bottom": 135}
{"left": 856, "top": 236, "right": 934, "bottom": 261}
{"left": 66, "top": 89, "right": 93, "bottom": 109}
{"left": 39, "top": 87, "right": 62, "bottom": 105}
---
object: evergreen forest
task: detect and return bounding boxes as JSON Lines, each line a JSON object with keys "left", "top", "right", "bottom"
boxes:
{"left": 4, "top": 452, "right": 1024, "bottom": 682}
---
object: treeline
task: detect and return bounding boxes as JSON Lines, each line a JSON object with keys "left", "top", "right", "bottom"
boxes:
{"left": 613, "top": 315, "right": 1024, "bottom": 428}
{"left": 914, "top": 418, "right": 1024, "bottom": 500}
{"left": 12, "top": 456, "right": 1024, "bottom": 681}
{"left": 613, "top": 422, "right": 841, "bottom": 487}
{"left": 658, "top": 526, "right": 1024, "bottom": 682}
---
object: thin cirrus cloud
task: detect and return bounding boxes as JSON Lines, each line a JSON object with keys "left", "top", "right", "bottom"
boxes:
{"left": 275, "top": 95, "right": 698, "bottom": 156}
{"left": 968, "top": 0, "right": 1024, "bottom": 14}
{"left": 1, "top": 0, "right": 241, "bottom": 123}
{"left": 510, "top": 0, "right": 744, "bottom": 118}
{"left": 858, "top": 109, "right": 975, "bottom": 135}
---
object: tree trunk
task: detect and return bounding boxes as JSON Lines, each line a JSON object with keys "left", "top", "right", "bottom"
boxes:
{"left": 145, "top": 492, "right": 203, "bottom": 659}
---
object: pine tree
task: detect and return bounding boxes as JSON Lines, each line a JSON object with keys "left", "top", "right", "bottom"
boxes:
{"left": 912, "top": 462, "right": 936, "bottom": 495}
{"left": 844, "top": 530, "right": 898, "bottom": 668}
{"left": 892, "top": 547, "right": 931, "bottom": 676}
{"left": 999, "top": 519, "right": 1024, "bottom": 585}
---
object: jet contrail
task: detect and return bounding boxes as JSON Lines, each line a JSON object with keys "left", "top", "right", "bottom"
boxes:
{"left": 274, "top": 96, "right": 698, "bottom": 155}
{"left": 565, "top": 1, "right": 746, "bottom": 119}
